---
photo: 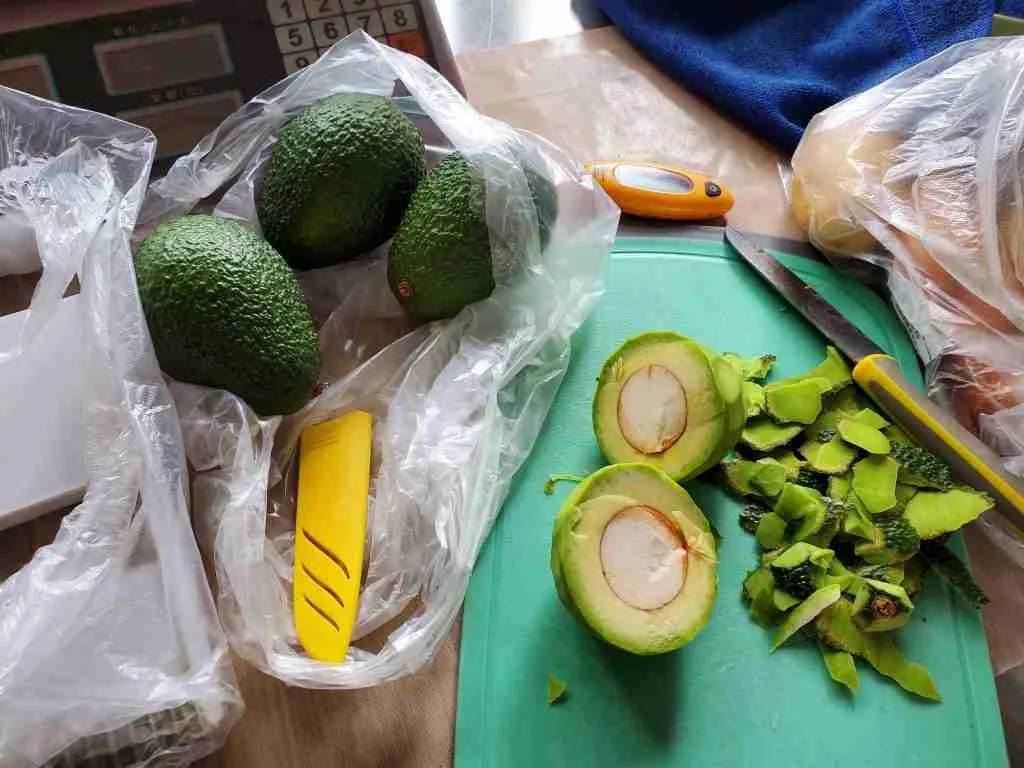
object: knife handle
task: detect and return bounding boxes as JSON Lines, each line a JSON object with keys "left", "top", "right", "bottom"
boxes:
{"left": 853, "top": 353, "right": 1024, "bottom": 532}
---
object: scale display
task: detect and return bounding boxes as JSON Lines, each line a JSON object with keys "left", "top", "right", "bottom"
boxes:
{"left": 0, "top": 0, "right": 447, "bottom": 168}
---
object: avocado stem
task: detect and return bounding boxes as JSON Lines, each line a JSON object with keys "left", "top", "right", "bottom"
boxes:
{"left": 543, "top": 473, "right": 587, "bottom": 495}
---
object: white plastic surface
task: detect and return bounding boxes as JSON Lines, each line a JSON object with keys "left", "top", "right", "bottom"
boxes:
{"left": 140, "top": 31, "right": 619, "bottom": 688}
{"left": 0, "top": 87, "right": 240, "bottom": 766}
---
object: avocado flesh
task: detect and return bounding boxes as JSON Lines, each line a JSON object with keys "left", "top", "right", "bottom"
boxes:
{"left": 837, "top": 418, "right": 891, "bottom": 455}
{"left": 904, "top": 488, "right": 993, "bottom": 539}
{"left": 594, "top": 332, "right": 742, "bottom": 482}
{"left": 764, "top": 376, "right": 831, "bottom": 424}
{"left": 551, "top": 464, "right": 717, "bottom": 655}
{"left": 852, "top": 456, "right": 900, "bottom": 515}
{"left": 134, "top": 215, "right": 320, "bottom": 415}
{"left": 741, "top": 419, "right": 803, "bottom": 451}
{"left": 257, "top": 93, "right": 425, "bottom": 268}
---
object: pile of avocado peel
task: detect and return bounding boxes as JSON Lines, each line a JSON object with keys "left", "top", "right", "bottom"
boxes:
{"left": 549, "top": 331, "right": 992, "bottom": 702}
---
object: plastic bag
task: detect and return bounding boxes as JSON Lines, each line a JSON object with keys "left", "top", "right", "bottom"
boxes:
{"left": 138, "top": 32, "right": 618, "bottom": 688}
{"left": 0, "top": 88, "right": 241, "bottom": 766}
{"left": 790, "top": 36, "right": 1024, "bottom": 722}
{"left": 792, "top": 38, "right": 1024, "bottom": 467}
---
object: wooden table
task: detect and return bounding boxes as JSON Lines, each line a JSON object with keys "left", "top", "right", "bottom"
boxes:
{"left": 1, "top": 26, "right": 1017, "bottom": 768}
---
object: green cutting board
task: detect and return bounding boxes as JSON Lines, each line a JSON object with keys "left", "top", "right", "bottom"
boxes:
{"left": 455, "top": 236, "right": 1007, "bottom": 768}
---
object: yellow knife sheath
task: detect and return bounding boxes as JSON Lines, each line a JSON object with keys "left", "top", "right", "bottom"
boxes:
{"left": 293, "top": 410, "right": 373, "bottom": 662}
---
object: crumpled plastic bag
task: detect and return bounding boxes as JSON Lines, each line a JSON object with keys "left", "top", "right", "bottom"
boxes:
{"left": 792, "top": 37, "right": 1024, "bottom": 471}
{"left": 0, "top": 87, "right": 241, "bottom": 766}
{"left": 138, "top": 32, "right": 619, "bottom": 688}
{"left": 790, "top": 35, "right": 1024, "bottom": 706}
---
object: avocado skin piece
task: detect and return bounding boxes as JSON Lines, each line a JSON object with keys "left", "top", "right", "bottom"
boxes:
{"left": 135, "top": 215, "right": 321, "bottom": 416}
{"left": 257, "top": 93, "right": 424, "bottom": 269}
{"left": 387, "top": 151, "right": 557, "bottom": 321}
{"left": 550, "top": 463, "right": 717, "bottom": 655}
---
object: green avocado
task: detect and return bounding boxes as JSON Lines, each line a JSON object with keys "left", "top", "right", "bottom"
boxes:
{"left": 387, "top": 150, "right": 557, "bottom": 320}
{"left": 550, "top": 464, "right": 717, "bottom": 655}
{"left": 764, "top": 376, "right": 832, "bottom": 424}
{"left": 135, "top": 215, "right": 321, "bottom": 415}
{"left": 593, "top": 332, "right": 744, "bottom": 482}
{"left": 257, "top": 93, "right": 424, "bottom": 269}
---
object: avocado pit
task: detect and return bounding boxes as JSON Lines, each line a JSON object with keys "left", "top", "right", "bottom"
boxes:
{"left": 599, "top": 504, "right": 687, "bottom": 610}
{"left": 617, "top": 364, "right": 688, "bottom": 455}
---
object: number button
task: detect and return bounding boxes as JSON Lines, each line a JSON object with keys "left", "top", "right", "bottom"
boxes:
{"left": 386, "top": 30, "right": 426, "bottom": 58}
{"left": 275, "top": 22, "right": 314, "bottom": 52}
{"left": 382, "top": 3, "right": 417, "bottom": 33}
{"left": 267, "top": 0, "right": 307, "bottom": 24}
{"left": 283, "top": 50, "right": 316, "bottom": 74}
{"left": 346, "top": 10, "right": 384, "bottom": 36}
{"left": 311, "top": 16, "right": 346, "bottom": 46}
{"left": 304, "top": 0, "right": 342, "bottom": 18}
{"left": 341, "top": 0, "right": 374, "bottom": 12}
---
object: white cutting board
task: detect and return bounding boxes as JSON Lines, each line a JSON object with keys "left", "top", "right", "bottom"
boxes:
{"left": 0, "top": 295, "right": 86, "bottom": 530}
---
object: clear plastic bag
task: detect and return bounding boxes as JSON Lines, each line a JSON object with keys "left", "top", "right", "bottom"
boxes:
{"left": 792, "top": 37, "right": 1024, "bottom": 463}
{"left": 138, "top": 32, "right": 619, "bottom": 688}
{"left": 790, "top": 36, "right": 1024, "bottom": 716}
{"left": 0, "top": 88, "right": 241, "bottom": 766}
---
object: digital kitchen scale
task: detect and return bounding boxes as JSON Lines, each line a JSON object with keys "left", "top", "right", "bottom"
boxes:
{"left": 0, "top": 0, "right": 459, "bottom": 170}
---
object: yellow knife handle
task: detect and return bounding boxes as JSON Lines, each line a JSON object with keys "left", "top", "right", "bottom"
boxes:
{"left": 294, "top": 411, "right": 373, "bottom": 663}
{"left": 853, "top": 354, "right": 1024, "bottom": 532}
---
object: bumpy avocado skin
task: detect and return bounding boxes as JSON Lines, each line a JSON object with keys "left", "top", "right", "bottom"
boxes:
{"left": 135, "top": 215, "right": 321, "bottom": 416}
{"left": 387, "top": 151, "right": 558, "bottom": 321}
{"left": 387, "top": 153, "right": 492, "bottom": 320}
{"left": 257, "top": 93, "right": 425, "bottom": 269}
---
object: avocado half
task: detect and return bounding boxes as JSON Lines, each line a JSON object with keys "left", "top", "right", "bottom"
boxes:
{"left": 593, "top": 332, "right": 744, "bottom": 482}
{"left": 550, "top": 464, "right": 718, "bottom": 655}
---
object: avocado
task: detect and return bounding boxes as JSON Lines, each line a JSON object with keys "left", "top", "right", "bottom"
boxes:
{"left": 837, "top": 418, "right": 891, "bottom": 455}
{"left": 798, "top": 434, "right": 857, "bottom": 475}
{"left": 257, "top": 93, "right": 424, "bottom": 268}
{"left": 786, "top": 346, "right": 852, "bottom": 394}
{"left": 593, "top": 332, "right": 744, "bottom": 482}
{"left": 550, "top": 464, "right": 717, "bottom": 655}
{"left": 387, "top": 150, "right": 557, "bottom": 320}
{"left": 764, "top": 376, "right": 832, "bottom": 424}
{"left": 135, "top": 215, "right": 320, "bottom": 415}
{"left": 851, "top": 456, "right": 900, "bottom": 515}
{"left": 722, "top": 352, "right": 775, "bottom": 381}
{"left": 742, "top": 380, "right": 766, "bottom": 418}
{"left": 903, "top": 487, "right": 994, "bottom": 539}
{"left": 740, "top": 418, "right": 803, "bottom": 452}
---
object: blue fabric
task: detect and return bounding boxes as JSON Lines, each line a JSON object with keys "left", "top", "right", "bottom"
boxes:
{"left": 595, "top": 0, "right": 1024, "bottom": 152}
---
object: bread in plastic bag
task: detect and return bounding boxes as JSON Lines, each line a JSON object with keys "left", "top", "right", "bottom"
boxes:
{"left": 0, "top": 87, "right": 241, "bottom": 766}
{"left": 790, "top": 36, "right": 1024, "bottom": 693}
{"left": 138, "top": 32, "right": 619, "bottom": 687}
{"left": 792, "top": 38, "right": 1024, "bottom": 457}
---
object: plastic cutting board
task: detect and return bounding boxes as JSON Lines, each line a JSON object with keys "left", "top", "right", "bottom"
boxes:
{"left": 455, "top": 236, "right": 1007, "bottom": 768}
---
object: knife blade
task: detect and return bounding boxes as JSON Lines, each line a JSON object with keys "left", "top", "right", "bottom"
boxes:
{"left": 725, "top": 225, "right": 1024, "bottom": 532}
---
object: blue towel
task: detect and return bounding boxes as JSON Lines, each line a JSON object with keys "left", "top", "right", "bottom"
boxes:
{"left": 595, "top": 0, "right": 1024, "bottom": 151}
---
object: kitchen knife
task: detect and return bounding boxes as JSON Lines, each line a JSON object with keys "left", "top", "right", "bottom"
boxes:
{"left": 725, "top": 225, "right": 1024, "bottom": 532}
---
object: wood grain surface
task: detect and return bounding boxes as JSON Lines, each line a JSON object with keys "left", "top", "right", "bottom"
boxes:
{"left": 198, "top": 630, "right": 459, "bottom": 768}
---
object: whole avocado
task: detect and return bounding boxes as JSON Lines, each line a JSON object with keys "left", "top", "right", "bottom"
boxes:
{"left": 257, "top": 93, "right": 424, "bottom": 269}
{"left": 135, "top": 215, "right": 320, "bottom": 415}
{"left": 387, "top": 151, "right": 557, "bottom": 321}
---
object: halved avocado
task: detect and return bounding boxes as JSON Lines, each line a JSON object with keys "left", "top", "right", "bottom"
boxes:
{"left": 550, "top": 464, "right": 717, "bottom": 655}
{"left": 594, "top": 332, "right": 743, "bottom": 481}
